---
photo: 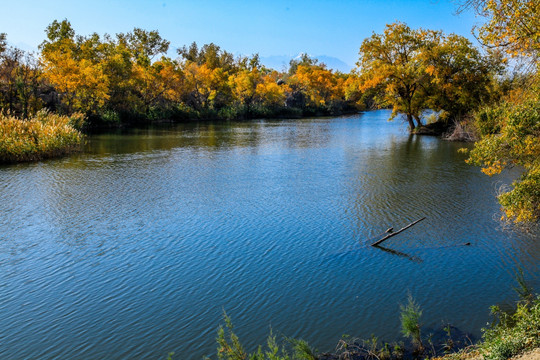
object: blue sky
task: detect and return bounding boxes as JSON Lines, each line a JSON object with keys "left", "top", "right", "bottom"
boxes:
{"left": 2, "top": 0, "right": 482, "bottom": 68}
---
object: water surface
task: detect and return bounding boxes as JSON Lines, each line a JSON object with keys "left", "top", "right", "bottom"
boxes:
{"left": 1, "top": 110, "right": 538, "bottom": 359}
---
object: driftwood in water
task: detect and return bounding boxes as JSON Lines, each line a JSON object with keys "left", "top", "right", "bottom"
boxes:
{"left": 370, "top": 217, "right": 426, "bottom": 246}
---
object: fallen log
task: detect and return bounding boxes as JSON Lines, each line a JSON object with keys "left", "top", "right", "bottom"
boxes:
{"left": 370, "top": 217, "right": 426, "bottom": 246}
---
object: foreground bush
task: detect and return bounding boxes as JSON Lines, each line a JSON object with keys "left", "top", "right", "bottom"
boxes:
{"left": 0, "top": 111, "right": 84, "bottom": 163}
{"left": 480, "top": 295, "right": 540, "bottom": 360}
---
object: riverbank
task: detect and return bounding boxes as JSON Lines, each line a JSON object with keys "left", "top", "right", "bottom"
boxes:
{"left": 1, "top": 108, "right": 361, "bottom": 162}
{"left": 213, "top": 294, "right": 540, "bottom": 360}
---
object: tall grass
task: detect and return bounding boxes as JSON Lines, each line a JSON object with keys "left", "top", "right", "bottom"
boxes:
{"left": 0, "top": 110, "right": 84, "bottom": 163}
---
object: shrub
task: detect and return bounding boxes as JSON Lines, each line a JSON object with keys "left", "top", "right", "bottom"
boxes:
{"left": 480, "top": 296, "right": 540, "bottom": 360}
{"left": 400, "top": 294, "right": 424, "bottom": 353}
{"left": 0, "top": 110, "right": 83, "bottom": 163}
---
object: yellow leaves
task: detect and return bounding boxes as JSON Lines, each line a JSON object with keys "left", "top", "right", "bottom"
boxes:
{"left": 255, "top": 76, "right": 287, "bottom": 107}
{"left": 41, "top": 45, "right": 110, "bottom": 113}
{"left": 229, "top": 70, "right": 258, "bottom": 102}
{"left": 469, "top": 86, "right": 540, "bottom": 223}
{"left": 425, "top": 64, "right": 436, "bottom": 76}
{"left": 291, "top": 64, "right": 340, "bottom": 107}
{"left": 478, "top": 0, "right": 540, "bottom": 59}
{"left": 481, "top": 160, "right": 505, "bottom": 176}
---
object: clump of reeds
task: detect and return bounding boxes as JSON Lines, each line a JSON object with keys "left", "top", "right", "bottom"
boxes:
{"left": 0, "top": 110, "right": 84, "bottom": 163}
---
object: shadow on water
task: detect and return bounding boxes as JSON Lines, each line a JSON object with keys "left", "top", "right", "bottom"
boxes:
{"left": 373, "top": 245, "right": 423, "bottom": 263}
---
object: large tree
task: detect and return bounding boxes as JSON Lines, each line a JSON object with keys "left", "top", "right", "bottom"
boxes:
{"left": 40, "top": 20, "right": 110, "bottom": 114}
{"left": 357, "top": 23, "right": 434, "bottom": 130}
{"left": 422, "top": 33, "right": 502, "bottom": 120}
{"left": 358, "top": 22, "right": 500, "bottom": 130}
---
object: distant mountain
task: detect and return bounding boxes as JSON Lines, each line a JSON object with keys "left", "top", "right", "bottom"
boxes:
{"left": 315, "top": 55, "right": 353, "bottom": 73}
{"left": 258, "top": 55, "right": 292, "bottom": 72}
{"left": 260, "top": 54, "right": 353, "bottom": 73}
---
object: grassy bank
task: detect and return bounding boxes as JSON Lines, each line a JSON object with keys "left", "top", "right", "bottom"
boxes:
{"left": 204, "top": 293, "right": 539, "bottom": 360}
{"left": 0, "top": 111, "right": 84, "bottom": 163}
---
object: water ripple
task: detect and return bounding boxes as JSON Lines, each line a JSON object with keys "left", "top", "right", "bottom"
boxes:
{"left": 0, "top": 111, "right": 538, "bottom": 359}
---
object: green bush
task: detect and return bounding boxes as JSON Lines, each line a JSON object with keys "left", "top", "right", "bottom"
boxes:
{"left": 474, "top": 104, "right": 505, "bottom": 136}
{"left": 481, "top": 296, "right": 540, "bottom": 360}
{"left": 400, "top": 294, "right": 424, "bottom": 353}
{"left": 214, "top": 312, "right": 316, "bottom": 360}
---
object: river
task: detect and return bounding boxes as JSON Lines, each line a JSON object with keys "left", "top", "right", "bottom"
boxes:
{"left": 1, "top": 110, "right": 538, "bottom": 359}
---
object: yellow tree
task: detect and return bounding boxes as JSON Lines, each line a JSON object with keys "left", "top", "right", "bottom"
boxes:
{"left": 357, "top": 23, "right": 433, "bottom": 130}
{"left": 292, "top": 64, "right": 341, "bottom": 108}
{"left": 229, "top": 69, "right": 260, "bottom": 113}
{"left": 342, "top": 72, "right": 364, "bottom": 108}
{"left": 109, "top": 28, "right": 172, "bottom": 116}
{"left": 42, "top": 49, "right": 109, "bottom": 114}
{"left": 40, "top": 20, "right": 109, "bottom": 114}
{"left": 256, "top": 72, "right": 289, "bottom": 109}
{"left": 182, "top": 62, "right": 230, "bottom": 111}
{"left": 132, "top": 58, "right": 184, "bottom": 110}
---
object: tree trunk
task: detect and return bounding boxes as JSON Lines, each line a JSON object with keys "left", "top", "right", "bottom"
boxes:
{"left": 414, "top": 115, "right": 423, "bottom": 128}
{"left": 406, "top": 114, "right": 415, "bottom": 131}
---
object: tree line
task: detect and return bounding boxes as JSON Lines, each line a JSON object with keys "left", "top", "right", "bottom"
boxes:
{"left": 0, "top": 21, "right": 367, "bottom": 129}
{"left": 1, "top": 19, "right": 504, "bottom": 131}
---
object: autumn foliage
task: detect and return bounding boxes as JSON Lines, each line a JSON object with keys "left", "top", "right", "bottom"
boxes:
{"left": 0, "top": 20, "right": 362, "bottom": 128}
{"left": 357, "top": 22, "right": 501, "bottom": 130}
{"left": 460, "top": 0, "right": 540, "bottom": 223}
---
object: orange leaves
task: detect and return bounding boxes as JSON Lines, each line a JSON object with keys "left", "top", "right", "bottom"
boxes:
{"left": 481, "top": 160, "right": 505, "bottom": 176}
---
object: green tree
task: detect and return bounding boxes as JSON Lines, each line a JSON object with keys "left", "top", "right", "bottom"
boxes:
{"left": 457, "top": 0, "right": 540, "bottom": 223}
{"left": 422, "top": 33, "right": 502, "bottom": 120}
{"left": 0, "top": 34, "right": 43, "bottom": 118}
{"left": 400, "top": 294, "right": 424, "bottom": 353}
{"left": 358, "top": 22, "right": 501, "bottom": 130}
{"left": 178, "top": 42, "right": 236, "bottom": 72}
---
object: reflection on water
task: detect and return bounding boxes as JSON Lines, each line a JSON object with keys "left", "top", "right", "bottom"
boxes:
{"left": 0, "top": 110, "right": 538, "bottom": 359}
{"left": 374, "top": 245, "right": 423, "bottom": 263}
